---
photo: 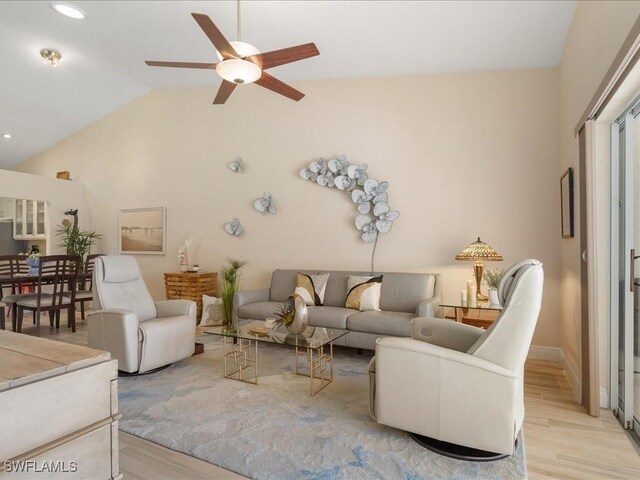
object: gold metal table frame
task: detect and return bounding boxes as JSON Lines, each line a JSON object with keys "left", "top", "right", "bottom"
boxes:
{"left": 210, "top": 324, "right": 348, "bottom": 397}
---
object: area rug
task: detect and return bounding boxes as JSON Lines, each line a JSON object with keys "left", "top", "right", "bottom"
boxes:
{"left": 118, "top": 338, "right": 527, "bottom": 479}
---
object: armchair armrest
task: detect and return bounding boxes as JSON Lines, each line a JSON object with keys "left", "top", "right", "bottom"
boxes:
{"left": 415, "top": 296, "right": 443, "bottom": 318}
{"left": 155, "top": 300, "right": 196, "bottom": 319}
{"left": 232, "top": 288, "right": 270, "bottom": 326}
{"left": 87, "top": 309, "right": 140, "bottom": 373}
{"left": 411, "top": 317, "right": 485, "bottom": 353}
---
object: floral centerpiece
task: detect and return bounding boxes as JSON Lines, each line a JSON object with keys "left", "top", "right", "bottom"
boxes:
{"left": 25, "top": 252, "right": 41, "bottom": 275}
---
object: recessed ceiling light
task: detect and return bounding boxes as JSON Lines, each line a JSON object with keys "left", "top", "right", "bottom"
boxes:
{"left": 50, "top": 2, "right": 86, "bottom": 20}
{"left": 2, "top": 134, "right": 12, "bottom": 139}
{"left": 40, "top": 49, "right": 62, "bottom": 68}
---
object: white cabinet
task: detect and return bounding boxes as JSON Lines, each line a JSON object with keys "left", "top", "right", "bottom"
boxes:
{"left": 0, "top": 198, "right": 14, "bottom": 221}
{"left": 13, "top": 199, "right": 47, "bottom": 240}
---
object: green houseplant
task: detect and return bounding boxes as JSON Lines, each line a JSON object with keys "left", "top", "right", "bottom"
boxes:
{"left": 220, "top": 258, "right": 247, "bottom": 325}
{"left": 56, "top": 222, "right": 101, "bottom": 270}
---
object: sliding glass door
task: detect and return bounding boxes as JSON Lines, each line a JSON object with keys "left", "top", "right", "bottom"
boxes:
{"left": 611, "top": 107, "right": 640, "bottom": 442}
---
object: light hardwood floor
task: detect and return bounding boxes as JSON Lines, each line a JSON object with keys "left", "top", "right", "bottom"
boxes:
{"left": 8, "top": 315, "right": 640, "bottom": 479}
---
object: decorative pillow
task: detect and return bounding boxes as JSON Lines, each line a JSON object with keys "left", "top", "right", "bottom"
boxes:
{"left": 295, "top": 272, "right": 330, "bottom": 306}
{"left": 345, "top": 275, "right": 383, "bottom": 311}
{"left": 200, "top": 295, "right": 224, "bottom": 326}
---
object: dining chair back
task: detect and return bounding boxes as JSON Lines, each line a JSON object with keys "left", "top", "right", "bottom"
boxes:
{"left": 74, "top": 253, "right": 103, "bottom": 319}
{"left": 16, "top": 255, "right": 80, "bottom": 335}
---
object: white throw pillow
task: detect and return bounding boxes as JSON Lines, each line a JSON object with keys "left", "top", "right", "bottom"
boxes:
{"left": 200, "top": 294, "right": 224, "bottom": 326}
{"left": 345, "top": 275, "right": 383, "bottom": 311}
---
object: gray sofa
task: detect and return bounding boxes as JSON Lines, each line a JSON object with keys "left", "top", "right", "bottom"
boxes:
{"left": 232, "top": 269, "right": 442, "bottom": 350}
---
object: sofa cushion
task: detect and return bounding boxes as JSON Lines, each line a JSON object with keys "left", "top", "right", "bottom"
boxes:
{"left": 238, "top": 301, "right": 283, "bottom": 320}
{"left": 307, "top": 306, "right": 356, "bottom": 330}
{"left": 347, "top": 310, "right": 414, "bottom": 337}
{"left": 379, "top": 273, "right": 435, "bottom": 313}
{"left": 270, "top": 270, "right": 314, "bottom": 302}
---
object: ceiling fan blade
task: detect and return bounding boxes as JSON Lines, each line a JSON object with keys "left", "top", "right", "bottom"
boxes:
{"left": 191, "top": 13, "right": 238, "bottom": 59}
{"left": 145, "top": 61, "right": 218, "bottom": 69}
{"left": 246, "top": 43, "right": 319, "bottom": 70}
{"left": 213, "top": 80, "right": 238, "bottom": 104}
{"left": 255, "top": 72, "right": 305, "bottom": 101}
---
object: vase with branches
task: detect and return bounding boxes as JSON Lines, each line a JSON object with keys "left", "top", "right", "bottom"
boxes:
{"left": 220, "top": 258, "right": 247, "bottom": 325}
{"left": 483, "top": 267, "right": 505, "bottom": 306}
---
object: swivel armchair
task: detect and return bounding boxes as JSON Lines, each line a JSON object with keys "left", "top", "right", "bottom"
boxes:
{"left": 87, "top": 255, "right": 196, "bottom": 374}
{"left": 370, "top": 259, "right": 543, "bottom": 459}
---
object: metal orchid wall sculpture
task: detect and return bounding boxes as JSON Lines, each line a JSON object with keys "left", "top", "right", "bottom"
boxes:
{"left": 300, "top": 154, "right": 399, "bottom": 270}
{"left": 224, "top": 218, "right": 242, "bottom": 237}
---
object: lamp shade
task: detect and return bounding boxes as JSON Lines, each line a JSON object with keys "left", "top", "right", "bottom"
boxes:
{"left": 455, "top": 237, "right": 503, "bottom": 261}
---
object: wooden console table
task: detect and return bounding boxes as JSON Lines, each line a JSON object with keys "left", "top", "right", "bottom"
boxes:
{"left": 164, "top": 271, "right": 218, "bottom": 319}
{"left": 0, "top": 330, "right": 120, "bottom": 479}
{"left": 440, "top": 302, "right": 502, "bottom": 329}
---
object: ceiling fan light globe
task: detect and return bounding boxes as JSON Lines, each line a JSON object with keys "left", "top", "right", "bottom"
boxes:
{"left": 216, "top": 59, "right": 262, "bottom": 85}
{"left": 215, "top": 41, "right": 260, "bottom": 61}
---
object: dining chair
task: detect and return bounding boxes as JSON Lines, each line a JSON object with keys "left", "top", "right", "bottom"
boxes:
{"left": 0, "top": 254, "right": 35, "bottom": 331}
{"left": 71, "top": 253, "right": 103, "bottom": 320}
{"left": 16, "top": 255, "right": 80, "bottom": 336}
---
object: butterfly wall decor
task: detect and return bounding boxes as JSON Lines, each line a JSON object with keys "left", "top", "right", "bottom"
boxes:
{"left": 254, "top": 192, "right": 277, "bottom": 215}
{"left": 224, "top": 218, "right": 242, "bottom": 236}
{"left": 228, "top": 157, "right": 244, "bottom": 174}
{"left": 299, "top": 155, "right": 399, "bottom": 243}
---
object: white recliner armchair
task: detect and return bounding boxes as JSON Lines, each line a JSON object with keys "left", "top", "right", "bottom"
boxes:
{"left": 370, "top": 259, "right": 543, "bottom": 457}
{"left": 87, "top": 255, "right": 196, "bottom": 374}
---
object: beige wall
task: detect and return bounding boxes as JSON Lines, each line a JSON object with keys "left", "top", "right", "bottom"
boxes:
{"left": 14, "top": 67, "right": 561, "bottom": 347}
{"left": 558, "top": 1, "right": 640, "bottom": 400}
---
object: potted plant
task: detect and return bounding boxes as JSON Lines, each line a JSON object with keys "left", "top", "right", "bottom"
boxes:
{"left": 56, "top": 221, "right": 100, "bottom": 271}
{"left": 484, "top": 268, "right": 505, "bottom": 306}
{"left": 220, "top": 258, "right": 247, "bottom": 326}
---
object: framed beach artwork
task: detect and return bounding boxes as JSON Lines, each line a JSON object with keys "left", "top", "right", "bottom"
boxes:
{"left": 119, "top": 207, "right": 166, "bottom": 254}
{"left": 560, "top": 168, "right": 574, "bottom": 239}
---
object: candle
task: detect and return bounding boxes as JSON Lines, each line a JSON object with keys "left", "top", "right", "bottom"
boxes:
{"left": 468, "top": 284, "right": 477, "bottom": 303}
{"left": 461, "top": 289, "right": 467, "bottom": 304}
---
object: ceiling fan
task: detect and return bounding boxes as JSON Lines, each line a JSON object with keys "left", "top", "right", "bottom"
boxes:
{"left": 145, "top": 2, "right": 319, "bottom": 104}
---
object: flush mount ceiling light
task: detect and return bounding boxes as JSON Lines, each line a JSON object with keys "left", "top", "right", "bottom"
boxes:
{"left": 145, "top": 0, "right": 319, "bottom": 104}
{"left": 2, "top": 133, "right": 12, "bottom": 139}
{"left": 50, "top": 2, "right": 86, "bottom": 19}
{"left": 40, "top": 49, "right": 62, "bottom": 68}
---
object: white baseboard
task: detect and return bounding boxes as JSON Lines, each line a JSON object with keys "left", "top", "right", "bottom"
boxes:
{"left": 527, "top": 345, "right": 562, "bottom": 362}
{"left": 600, "top": 388, "right": 609, "bottom": 409}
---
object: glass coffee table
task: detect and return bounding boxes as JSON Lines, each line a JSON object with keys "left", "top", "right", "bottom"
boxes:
{"left": 204, "top": 323, "right": 349, "bottom": 396}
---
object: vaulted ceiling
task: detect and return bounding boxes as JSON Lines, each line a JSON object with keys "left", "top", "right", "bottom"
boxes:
{"left": 0, "top": 1, "right": 576, "bottom": 168}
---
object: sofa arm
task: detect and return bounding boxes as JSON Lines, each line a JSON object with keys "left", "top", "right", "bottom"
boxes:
{"left": 415, "top": 296, "right": 442, "bottom": 318}
{"left": 155, "top": 300, "right": 196, "bottom": 320}
{"left": 87, "top": 309, "right": 140, "bottom": 373}
{"left": 411, "top": 317, "right": 485, "bottom": 353}
{"left": 232, "top": 288, "right": 270, "bottom": 326}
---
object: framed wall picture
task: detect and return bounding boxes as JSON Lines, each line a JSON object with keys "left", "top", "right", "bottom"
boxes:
{"left": 119, "top": 207, "right": 166, "bottom": 254}
{"left": 560, "top": 168, "right": 574, "bottom": 239}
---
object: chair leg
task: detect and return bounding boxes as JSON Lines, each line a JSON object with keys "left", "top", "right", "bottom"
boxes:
{"left": 35, "top": 309, "right": 40, "bottom": 337}
{"left": 17, "top": 307, "right": 23, "bottom": 333}
{"left": 50, "top": 310, "right": 55, "bottom": 327}
{"left": 69, "top": 306, "right": 76, "bottom": 333}
{"left": 0, "top": 306, "right": 5, "bottom": 330}
{"left": 12, "top": 304, "right": 17, "bottom": 332}
{"left": 80, "top": 301, "right": 85, "bottom": 320}
{"left": 55, "top": 309, "right": 61, "bottom": 329}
